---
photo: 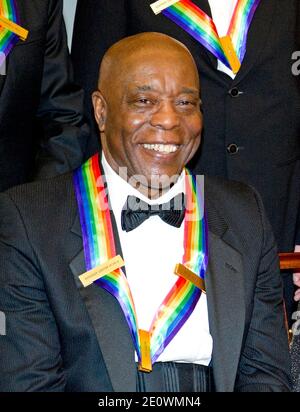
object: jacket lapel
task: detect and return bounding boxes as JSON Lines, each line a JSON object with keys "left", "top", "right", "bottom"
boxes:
{"left": 197, "top": 0, "right": 212, "bottom": 17}
{"left": 205, "top": 193, "right": 245, "bottom": 392}
{"left": 69, "top": 212, "right": 136, "bottom": 392}
{"left": 0, "top": 55, "right": 7, "bottom": 94}
{"left": 0, "top": 75, "right": 5, "bottom": 95}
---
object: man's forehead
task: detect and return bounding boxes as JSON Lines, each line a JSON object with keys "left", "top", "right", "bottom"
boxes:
{"left": 125, "top": 83, "right": 199, "bottom": 95}
{"left": 118, "top": 59, "right": 199, "bottom": 90}
{"left": 120, "top": 63, "right": 200, "bottom": 91}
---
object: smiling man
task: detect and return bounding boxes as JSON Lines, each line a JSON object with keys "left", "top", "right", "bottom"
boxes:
{"left": 92, "top": 34, "right": 201, "bottom": 196}
{"left": 0, "top": 33, "right": 291, "bottom": 392}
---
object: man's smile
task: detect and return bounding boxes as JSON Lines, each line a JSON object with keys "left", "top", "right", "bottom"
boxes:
{"left": 141, "top": 143, "right": 180, "bottom": 154}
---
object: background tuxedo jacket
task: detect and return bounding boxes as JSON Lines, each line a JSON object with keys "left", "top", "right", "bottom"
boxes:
{"left": 0, "top": 0, "right": 89, "bottom": 192}
{"left": 71, "top": 0, "right": 300, "bottom": 319}
{"left": 0, "top": 168, "right": 291, "bottom": 391}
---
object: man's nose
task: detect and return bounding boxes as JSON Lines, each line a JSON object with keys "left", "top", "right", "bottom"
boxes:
{"left": 150, "top": 101, "right": 180, "bottom": 130}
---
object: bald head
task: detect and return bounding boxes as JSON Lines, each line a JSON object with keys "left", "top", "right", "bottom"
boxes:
{"left": 98, "top": 32, "right": 199, "bottom": 93}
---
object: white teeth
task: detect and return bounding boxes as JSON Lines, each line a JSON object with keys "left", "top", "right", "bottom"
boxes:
{"left": 142, "top": 144, "right": 179, "bottom": 153}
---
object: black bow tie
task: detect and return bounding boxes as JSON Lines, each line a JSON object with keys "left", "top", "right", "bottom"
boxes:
{"left": 121, "top": 193, "right": 186, "bottom": 232}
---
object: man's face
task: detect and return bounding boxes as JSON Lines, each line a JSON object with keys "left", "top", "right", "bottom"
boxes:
{"left": 94, "top": 49, "right": 202, "bottom": 191}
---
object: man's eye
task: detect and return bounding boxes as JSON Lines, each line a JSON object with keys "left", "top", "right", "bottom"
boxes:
{"left": 137, "top": 99, "right": 151, "bottom": 104}
{"left": 178, "top": 100, "right": 194, "bottom": 106}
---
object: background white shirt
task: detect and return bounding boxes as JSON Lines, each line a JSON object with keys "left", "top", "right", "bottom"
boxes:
{"left": 208, "top": 0, "right": 238, "bottom": 79}
{"left": 63, "top": 0, "right": 78, "bottom": 51}
{"left": 102, "top": 154, "right": 213, "bottom": 365}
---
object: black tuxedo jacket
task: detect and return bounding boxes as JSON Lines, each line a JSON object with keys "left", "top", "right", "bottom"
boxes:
{"left": 0, "top": 0, "right": 89, "bottom": 192}
{"left": 71, "top": 0, "right": 300, "bottom": 320}
{"left": 0, "top": 169, "right": 291, "bottom": 391}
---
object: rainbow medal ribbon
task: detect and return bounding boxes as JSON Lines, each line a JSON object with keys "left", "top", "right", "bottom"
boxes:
{"left": 151, "top": 0, "right": 261, "bottom": 74}
{"left": 0, "top": 0, "right": 28, "bottom": 67}
{"left": 145, "top": 169, "right": 208, "bottom": 371}
{"left": 73, "top": 154, "right": 208, "bottom": 372}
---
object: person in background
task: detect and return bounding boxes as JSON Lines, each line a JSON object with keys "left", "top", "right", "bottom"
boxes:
{"left": 71, "top": 0, "right": 300, "bottom": 324}
{"left": 0, "top": 0, "right": 89, "bottom": 192}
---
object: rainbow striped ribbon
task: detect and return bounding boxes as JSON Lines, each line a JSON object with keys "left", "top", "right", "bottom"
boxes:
{"left": 228, "top": 0, "right": 261, "bottom": 63}
{"left": 73, "top": 154, "right": 208, "bottom": 366}
{"left": 0, "top": 0, "right": 20, "bottom": 66}
{"left": 150, "top": 171, "right": 208, "bottom": 362}
{"left": 162, "top": 0, "right": 261, "bottom": 70}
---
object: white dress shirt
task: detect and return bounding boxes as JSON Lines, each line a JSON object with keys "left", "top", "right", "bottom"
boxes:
{"left": 63, "top": 0, "right": 78, "bottom": 51}
{"left": 208, "top": 0, "right": 238, "bottom": 79}
{"left": 102, "top": 154, "right": 213, "bottom": 365}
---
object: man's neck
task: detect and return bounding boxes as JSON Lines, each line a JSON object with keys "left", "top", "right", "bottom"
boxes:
{"left": 102, "top": 153, "right": 183, "bottom": 201}
{"left": 126, "top": 175, "right": 178, "bottom": 200}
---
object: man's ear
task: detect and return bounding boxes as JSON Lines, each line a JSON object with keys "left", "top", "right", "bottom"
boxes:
{"left": 92, "top": 90, "right": 107, "bottom": 132}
